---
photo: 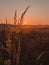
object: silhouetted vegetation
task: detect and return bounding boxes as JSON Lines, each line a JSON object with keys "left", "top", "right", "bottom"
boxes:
{"left": 0, "top": 25, "right": 49, "bottom": 65}
{"left": 0, "top": 6, "right": 49, "bottom": 65}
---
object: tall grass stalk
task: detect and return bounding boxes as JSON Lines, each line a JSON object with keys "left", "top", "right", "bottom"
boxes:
{"left": 14, "top": 10, "right": 17, "bottom": 26}
{"left": 6, "top": 18, "right": 7, "bottom": 25}
{"left": 20, "top": 5, "right": 30, "bottom": 25}
{"left": 16, "top": 5, "right": 30, "bottom": 65}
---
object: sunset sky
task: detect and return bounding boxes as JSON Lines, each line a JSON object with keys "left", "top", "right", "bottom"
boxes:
{"left": 0, "top": 0, "right": 49, "bottom": 25}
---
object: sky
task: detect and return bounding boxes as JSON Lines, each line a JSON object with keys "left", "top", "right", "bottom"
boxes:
{"left": 0, "top": 0, "right": 49, "bottom": 25}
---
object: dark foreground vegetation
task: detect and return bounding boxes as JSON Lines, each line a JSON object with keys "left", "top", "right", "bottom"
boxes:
{"left": 0, "top": 24, "right": 49, "bottom": 65}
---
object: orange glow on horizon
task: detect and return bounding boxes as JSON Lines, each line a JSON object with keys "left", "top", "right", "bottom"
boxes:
{"left": 0, "top": 17, "right": 49, "bottom": 25}
{"left": 23, "top": 21, "right": 27, "bottom": 25}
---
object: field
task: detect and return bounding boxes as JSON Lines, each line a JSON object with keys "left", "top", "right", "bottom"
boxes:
{"left": 0, "top": 24, "right": 49, "bottom": 65}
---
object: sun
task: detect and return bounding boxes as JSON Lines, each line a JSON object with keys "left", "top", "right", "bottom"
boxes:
{"left": 23, "top": 21, "right": 27, "bottom": 25}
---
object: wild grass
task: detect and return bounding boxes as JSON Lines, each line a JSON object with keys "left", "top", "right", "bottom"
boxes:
{"left": 0, "top": 5, "right": 30, "bottom": 65}
{"left": 0, "top": 5, "right": 49, "bottom": 65}
{"left": 14, "top": 10, "right": 17, "bottom": 26}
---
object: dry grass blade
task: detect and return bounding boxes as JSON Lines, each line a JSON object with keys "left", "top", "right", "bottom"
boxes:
{"left": 36, "top": 51, "right": 45, "bottom": 62}
{"left": 6, "top": 18, "right": 7, "bottom": 25}
{"left": 14, "top": 10, "right": 17, "bottom": 26}
{"left": 16, "top": 6, "right": 30, "bottom": 65}
{"left": 20, "top": 5, "right": 30, "bottom": 25}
